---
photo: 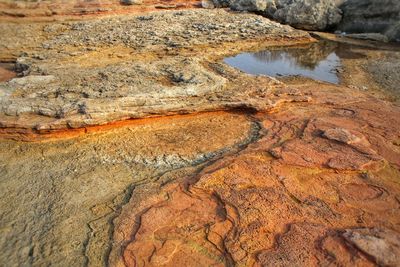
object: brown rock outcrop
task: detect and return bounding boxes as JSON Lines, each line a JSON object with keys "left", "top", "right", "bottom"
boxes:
{"left": 109, "top": 80, "right": 400, "bottom": 266}
{"left": 0, "top": 111, "right": 257, "bottom": 266}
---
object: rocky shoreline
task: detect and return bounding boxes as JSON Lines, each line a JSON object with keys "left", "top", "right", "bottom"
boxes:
{"left": 0, "top": 1, "right": 400, "bottom": 266}
{"left": 204, "top": 0, "right": 400, "bottom": 42}
{"left": 0, "top": 9, "right": 312, "bottom": 136}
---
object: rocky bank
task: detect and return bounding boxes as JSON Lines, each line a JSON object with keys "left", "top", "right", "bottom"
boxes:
{"left": 339, "top": 0, "right": 400, "bottom": 42}
{"left": 0, "top": 8, "right": 311, "bottom": 134}
{"left": 0, "top": 1, "right": 400, "bottom": 267}
{"left": 205, "top": 0, "right": 400, "bottom": 42}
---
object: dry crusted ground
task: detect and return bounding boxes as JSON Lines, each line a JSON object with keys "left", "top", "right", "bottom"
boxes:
{"left": 1, "top": 5, "right": 400, "bottom": 267}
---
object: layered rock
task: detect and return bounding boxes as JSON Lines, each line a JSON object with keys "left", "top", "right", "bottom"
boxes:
{"left": 109, "top": 80, "right": 400, "bottom": 266}
{"left": 3, "top": 78, "right": 399, "bottom": 266}
{"left": 0, "top": 9, "right": 311, "bottom": 133}
{"left": 0, "top": 112, "right": 257, "bottom": 266}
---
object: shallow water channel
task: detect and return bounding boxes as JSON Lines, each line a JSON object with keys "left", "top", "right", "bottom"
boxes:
{"left": 224, "top": 41, "right": 365, "bottom": 84}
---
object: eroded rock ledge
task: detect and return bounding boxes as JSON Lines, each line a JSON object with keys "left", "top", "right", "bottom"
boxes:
{"left": 0, "top": 9, "right": 312, "bottom": 136}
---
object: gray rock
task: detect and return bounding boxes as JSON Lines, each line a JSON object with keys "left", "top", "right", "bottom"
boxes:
{"left": 338, "top": 0, "right": 400, "bottom": 42}
{"left": 265, "top": 0, "right": 342, "bottom": 31}
{"left": 343, "top": 228, "right": 400, "bottom": 267}
{"left": 201, "top": 0, "right": 215, "bottom": 9}
{"left": 230, "top": 0, "right": 268, "bottom": 12}
{"left": 212, "top": 0, "right": 231, "bottom": 7}
{"left": 213, "top": 0, "right": 342, "bottom": 31}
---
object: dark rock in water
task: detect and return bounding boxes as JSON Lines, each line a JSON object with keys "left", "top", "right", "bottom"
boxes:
{"left": 338, "top": 0, "right": 400, "bottom": 42}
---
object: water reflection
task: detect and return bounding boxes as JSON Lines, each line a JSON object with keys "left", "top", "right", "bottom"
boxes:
{"left": 224, "top": 41, "right": 365, "bottom": 84}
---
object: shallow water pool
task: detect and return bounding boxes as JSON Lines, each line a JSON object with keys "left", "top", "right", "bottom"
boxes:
{"left": 224, "top": 41, "right": 364, "bottom": 84}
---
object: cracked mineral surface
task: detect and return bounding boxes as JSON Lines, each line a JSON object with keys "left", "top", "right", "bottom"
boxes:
{"left": 0, "top": 2, "right": 400, "bottom": 267}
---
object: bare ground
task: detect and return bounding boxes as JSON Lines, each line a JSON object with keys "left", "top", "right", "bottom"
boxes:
{"left": 0, "top": 4, "right": 400, "bottom": 267}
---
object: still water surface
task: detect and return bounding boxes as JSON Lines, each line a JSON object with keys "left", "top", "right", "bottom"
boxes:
{"left": 224, "top": 41, "right": 365, "bottom": 84}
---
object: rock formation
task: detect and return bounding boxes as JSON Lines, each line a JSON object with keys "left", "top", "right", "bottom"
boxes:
{"left": 108, "top": 79, "right": 400, "bottom": 266}
{"left": 264, "top": 0, "right": 342, "bottom": 30}
{"left": 230, "top": 0, "right": 268, "bottom": 12}
{"left": 210, "top": 0, "right": 400, "bottom": 41}
{"left": 338, "top": 0, "right": 400, "bottom": 42}
{"left": 0, "top": 9, "right": 310, "bottom": 133}
{"left": 212, "top": 0, "right": 342, "bottom": 30}
{"left": 0, "top": 1, "right": 400, "bottom": 266}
